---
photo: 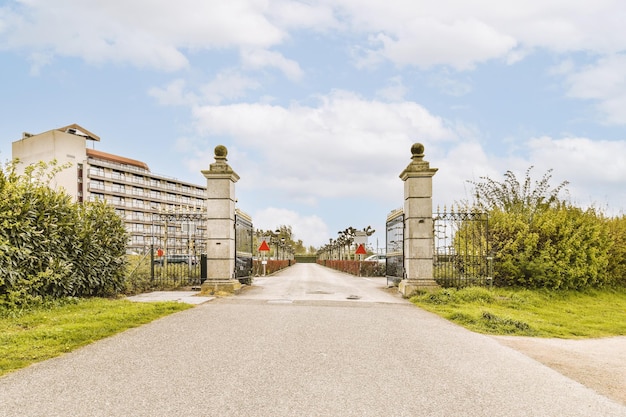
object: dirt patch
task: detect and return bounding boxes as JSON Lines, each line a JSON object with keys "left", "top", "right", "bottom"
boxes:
{"left": 494, "top": 335, "right": 626, "bottom": 406}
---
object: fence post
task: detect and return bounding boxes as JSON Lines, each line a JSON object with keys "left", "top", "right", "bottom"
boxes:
{"left": 398, "top": 143, "right": 439, "bottom": 296}
{"left": 199, "top": 145, "right": 242, "bottom": 294}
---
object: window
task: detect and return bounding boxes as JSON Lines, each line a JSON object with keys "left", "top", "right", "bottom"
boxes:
{"left": 89, "top": 167, "right": 104, "bottom": 177}
{"left": 90, "top": 180, "right": 104, "bottom": 190}
{"left": 111, "top": 170, "right": 125, "bottom": 181}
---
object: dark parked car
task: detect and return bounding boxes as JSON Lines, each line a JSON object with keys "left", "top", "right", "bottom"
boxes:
{"left": 153, "top": 254, "right": 197, "bottom": 266}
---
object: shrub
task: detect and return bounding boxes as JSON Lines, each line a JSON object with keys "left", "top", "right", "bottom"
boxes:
{"left": 490, "top": 205, "right": 611, "bottom": 289}
{"left": 469, "top": 167, "right": 613, "bottom": 289}
{"left": 0, "top": 160, "right": 128, "bottom": 308}
{"left": 606, "top": 215, "right": 626, "bottom": 287}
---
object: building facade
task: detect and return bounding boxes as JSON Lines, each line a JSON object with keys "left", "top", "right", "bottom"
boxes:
{"left": 12, "top": 124, "right": 208, "bottom": 254}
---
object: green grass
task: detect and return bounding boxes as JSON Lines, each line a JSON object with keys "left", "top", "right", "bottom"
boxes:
{"left": 410, "top": 286, "right": 626, "bottom": 338}
{"left": 0, "top": 298, "right": 192, "bottom": 376}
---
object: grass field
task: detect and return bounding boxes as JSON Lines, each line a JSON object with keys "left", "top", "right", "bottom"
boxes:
{"left": 410, "top": 286, "right": 626, "bottom": 338}
{"left": 0, "top": 298, "right": 192, "bottom": 377}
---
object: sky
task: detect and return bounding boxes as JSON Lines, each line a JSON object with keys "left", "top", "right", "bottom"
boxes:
{"left": 1, "top": 0, "right": 626, "bottom": 250}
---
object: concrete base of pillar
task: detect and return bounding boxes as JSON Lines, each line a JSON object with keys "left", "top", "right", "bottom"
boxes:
{"left": 398, "top": 279, "right": 439, "bottom": 298}
{"left": 200, "top": 279, "right": 242, "bottom": 295}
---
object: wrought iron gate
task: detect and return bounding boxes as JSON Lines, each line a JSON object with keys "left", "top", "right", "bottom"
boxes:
{"left": 150, "top": 207, "right": 206, "bottom": 287}
{"left": 385, "top": 209, "right": 405, "bottom": 286}
{"left": 433, "top": 207, "right": 491, "bottom": 288}
{"left": 235, "top": 212, "right": 253, "bottom": 285}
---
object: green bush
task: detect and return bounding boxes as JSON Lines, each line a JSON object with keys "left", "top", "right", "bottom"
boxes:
{"left": 73, "top": 201, "right": 128, "bottom": 295}
{"left": 490, "top": 205, "right": 611, "bottom": 289}
{"left": 0, "top": 160, "right": 128, "bottom": 308}
{"left": 469, "top": 167, "right": 614, "bottom": 289}
{"left": 606, "top": 215, "right": 626, "bottom": 287}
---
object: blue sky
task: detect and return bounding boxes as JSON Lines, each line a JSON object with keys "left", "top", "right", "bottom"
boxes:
{"left": 1, "top": 1, "right": 625, "bottom": 249}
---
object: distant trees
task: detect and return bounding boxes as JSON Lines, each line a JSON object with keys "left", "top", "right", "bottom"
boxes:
{"left": 255, "top": 225, "right": 308, "bottom": 255}
{"left": 469, "top": 167, "right": 622, "bottom": 289}
{"left": 0, "top": 160, "right": 128, "bottom": 308}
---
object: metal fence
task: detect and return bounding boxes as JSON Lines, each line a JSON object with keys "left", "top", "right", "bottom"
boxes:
{"left": 433, "top": 208, "right": 491, "bottom": 288}
{"left": 235, "top": 213, "right": 253, "bottom": 284}
{"left": 385, "top": 210, "right": 404, "bottom": 286}
{"left": 149, "top": 207, "right": 206, "bottom": 287}
{"left": 385, "top": 207, "right": 491, "bottom": 288}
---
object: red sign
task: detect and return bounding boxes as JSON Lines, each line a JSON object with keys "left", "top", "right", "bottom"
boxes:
{"left": 157, "top": 248, "right": 164, "bottom": 257}
{"left": 355, "top": 244, "right": 367, "bottom": 255}
{"left": 258, "top": 240, "right": 271, "bottom": 252}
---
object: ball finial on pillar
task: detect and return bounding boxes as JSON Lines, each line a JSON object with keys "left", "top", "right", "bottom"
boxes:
{"left": 214, "top": 145, "right": 228, "bottom": 160}
{"left": 411, "top": 143, "right": 425, "bottom": 159}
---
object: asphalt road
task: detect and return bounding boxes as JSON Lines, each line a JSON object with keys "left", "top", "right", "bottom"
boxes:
{"left": 1, "top": 264, "right": 624, "bottom": 416}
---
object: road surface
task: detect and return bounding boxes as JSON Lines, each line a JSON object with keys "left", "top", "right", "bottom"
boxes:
{"left": 1, "top": 263, "right": 624, "bottom": 416}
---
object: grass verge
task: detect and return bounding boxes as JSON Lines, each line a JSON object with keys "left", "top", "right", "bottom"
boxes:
{"left": 0, "top": 298, "right": 192, "bottom": 377}
{"left": 410, "top": 286, "right": 626, "bottom": 338}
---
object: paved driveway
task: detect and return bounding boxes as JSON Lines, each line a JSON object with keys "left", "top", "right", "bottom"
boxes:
{"left": 1, "top": 264, "right": 624, "bottom": 416}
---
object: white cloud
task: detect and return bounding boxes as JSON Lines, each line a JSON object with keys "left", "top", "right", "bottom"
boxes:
{"left": 564, "top": 54, "right": 626, "bottom": 124}
{"left": 0, "top": 0, "right": 285, "bottom": 71}
{"left": 526, "top": 136, "right": 626, "bottom": 211}
{"left": 189, "top": 91, "right": 457, "bottom": 204}
{"left": 5, "top": 0, "right": 626, "bottom": 73}
{"left": 253, "top": 207, "right": 329, "bottom": 247}
{"left": 444, "top": 135, "right": 626, "bottom": 215}
{"left": 338, "top": 0, "right": 626, "bottom": 67}
{"left": 178, "top": 106, "right": 626, "bottom": 246}
{"left": 150, "top": 71, "right": 262, "bottom": 107}
{"left": 200, "top": 70, "right": 262, "bottom": 104}
{"left": 148, "top": 79, "right": 198, "bottom": 106}
{"left": 432, "top": 140, "right": 497, "bottom": 207}
{"left": 429, "top": 73, "right": 473, "bottom": 97}
{"left": 267, "top": 0, "right": 339, "bottom": 30}
{"left": 362, "top": 17, "right": 517, "bottom": 70}
{"left": 375, "top": 76, "right": 407, "bottom": 101}
{"left": 240, "top": 48, "right": 303, "bottom": 81}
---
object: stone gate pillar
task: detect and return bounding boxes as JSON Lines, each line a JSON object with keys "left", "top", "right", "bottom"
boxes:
{"left": 398, "top": 143, "right": 438, "bottom": 297}
{"left": 200, "top": 145, "right": 242, "bottom": 294}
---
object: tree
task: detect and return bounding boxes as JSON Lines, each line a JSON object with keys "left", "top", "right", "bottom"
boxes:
{"left": 255, "top": 225, "right": 306, "bottom": 256}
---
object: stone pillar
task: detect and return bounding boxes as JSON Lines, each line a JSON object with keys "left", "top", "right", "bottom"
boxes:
{"left": 398, "top": 143, "right": 439, "bottom": 297}
{"left": 200, "top": 145, "right": 242, "bottom": 294}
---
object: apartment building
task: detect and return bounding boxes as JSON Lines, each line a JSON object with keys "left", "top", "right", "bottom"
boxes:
{"left": 12, "top": 124, "right": 208, "bottom": 254}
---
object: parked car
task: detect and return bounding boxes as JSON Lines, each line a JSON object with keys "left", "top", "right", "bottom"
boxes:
{"left": 364, "top": 254, "right": 386, "bottom": 263}
{"left": 153, "top": 254, "right": 197, "bottom": 266}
